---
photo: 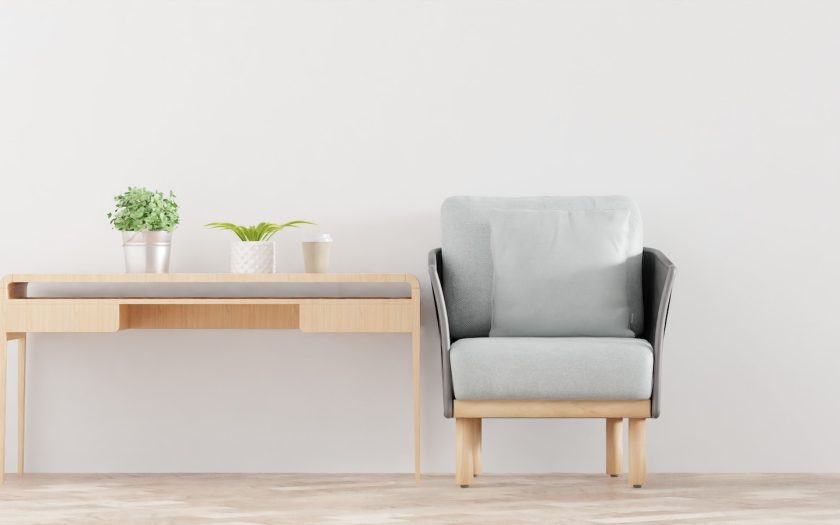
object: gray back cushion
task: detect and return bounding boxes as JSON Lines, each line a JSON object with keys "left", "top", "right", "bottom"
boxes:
{"left": 441, "top": 196, "right": 644, "bottom": 340}
{"left": 489, "top": 208, "right": 635, "bottom": 337}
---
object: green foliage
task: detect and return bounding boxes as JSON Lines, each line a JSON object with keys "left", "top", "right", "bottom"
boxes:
{"left": 108, "top": 187, "right": 180, "bottom": 232}
{"left": 206, "top": 220, "right": 315, "bottom": 241}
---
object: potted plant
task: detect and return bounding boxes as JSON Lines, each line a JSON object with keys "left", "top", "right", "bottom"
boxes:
{"left": 206, "top": 220, "right": 314, "bottom": 273}
{"left": 108, "top": 187, "right": 180, "bottom": 273}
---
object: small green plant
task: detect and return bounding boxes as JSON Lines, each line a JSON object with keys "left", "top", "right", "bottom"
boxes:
{"left": 206, "top": 220, "right": 315, "bottom": 241}
{"left": 108, "top": 187, "right": 180, "bottom": 232}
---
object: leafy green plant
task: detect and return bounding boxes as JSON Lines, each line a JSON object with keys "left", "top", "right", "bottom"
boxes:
{"left": 108, "top": 187, "right": 180, "bottom": 231}
{"left": 206, "top": 220, "right": 315, "bottom": 241}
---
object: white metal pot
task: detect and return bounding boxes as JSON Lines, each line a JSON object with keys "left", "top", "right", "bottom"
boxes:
{"left": 122, "top": 230, "right": 172, "bottom": 273}
{"left": 230, "top": 241, "right": 275, "bottom": 273}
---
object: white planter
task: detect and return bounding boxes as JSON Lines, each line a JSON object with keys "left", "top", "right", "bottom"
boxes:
{"left": 122, "top": 230, "right": 172, "bottom": 273}
{"left": 230, "top": 241, "right": 275, "bottom": 273}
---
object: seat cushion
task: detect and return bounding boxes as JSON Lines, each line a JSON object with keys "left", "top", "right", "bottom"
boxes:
{"left": 450, "top": 337, "right": 653, "bottom": 400}
{"left": 489, "top": 208, "right": 634, "bottom": 337}
{"left": 441, "top": 196, "right": 644, "bottom": 340}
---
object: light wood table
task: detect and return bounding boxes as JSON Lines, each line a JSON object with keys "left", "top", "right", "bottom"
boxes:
{"left": 0, "top": 273, "right": 421, "bottom": 484}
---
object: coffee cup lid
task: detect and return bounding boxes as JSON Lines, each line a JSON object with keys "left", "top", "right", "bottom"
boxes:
{"left": 305, "top": 233, "right": 333, "bottom": 242}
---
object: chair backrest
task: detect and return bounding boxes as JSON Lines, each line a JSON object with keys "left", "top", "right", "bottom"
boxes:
{"left": 441, "top": 196, "right": 644, "bottom": 340}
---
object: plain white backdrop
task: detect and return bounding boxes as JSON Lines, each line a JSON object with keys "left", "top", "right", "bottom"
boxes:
{"left": 1, "top": 1, "right": 839, "bottom": 473}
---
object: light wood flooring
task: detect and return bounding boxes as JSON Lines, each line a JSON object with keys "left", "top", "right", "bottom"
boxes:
{"left": 1, "top": 474, "right": 838, "bottom": 524}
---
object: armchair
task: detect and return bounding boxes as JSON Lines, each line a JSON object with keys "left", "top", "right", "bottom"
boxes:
{"left": 429, "top": 196, "right": 675, "bottom": 488}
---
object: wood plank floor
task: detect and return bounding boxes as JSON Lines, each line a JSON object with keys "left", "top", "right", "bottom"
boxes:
{"left": 1, "top": 474, "right": 838, "bottom": 524}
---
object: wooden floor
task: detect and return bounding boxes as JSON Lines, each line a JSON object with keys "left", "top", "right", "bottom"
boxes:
{"left": 1, "top": 474, "right": 838, "bottom": 524}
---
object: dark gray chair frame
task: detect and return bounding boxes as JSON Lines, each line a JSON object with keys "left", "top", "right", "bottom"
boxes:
{"left": 428, "top": 246, "right": 675, "bottom": 487}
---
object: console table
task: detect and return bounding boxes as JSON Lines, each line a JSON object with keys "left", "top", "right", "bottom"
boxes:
{"left": 0, "top": 273, "right": 421, "bottom": 484}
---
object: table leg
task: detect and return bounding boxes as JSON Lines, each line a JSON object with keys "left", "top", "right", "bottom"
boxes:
{"left": 1, "top": 335, "right": 6, "bottom": 484}
{"left": 412, "top": 328, "right": 420, "bottom": 482}
{"left": 17, "top": 335, "right": 26, "bottom": 475}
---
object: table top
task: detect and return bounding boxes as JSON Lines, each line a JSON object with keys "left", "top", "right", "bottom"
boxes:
{"left": 3, "top": 273, "right": 420, "bottom": 286}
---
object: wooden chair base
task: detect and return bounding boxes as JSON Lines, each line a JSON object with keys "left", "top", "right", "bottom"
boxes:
{"left": 454, "top": 401, "right": 649, "bottom": 488}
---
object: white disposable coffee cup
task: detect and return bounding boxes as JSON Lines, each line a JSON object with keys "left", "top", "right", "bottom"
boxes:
{"left": 302, "top": 233, "right": 333, "bottom": 273}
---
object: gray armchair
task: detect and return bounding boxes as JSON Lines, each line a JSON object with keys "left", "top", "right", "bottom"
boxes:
{"left": 429, "top": 196, "right": 675, "bottom": 488}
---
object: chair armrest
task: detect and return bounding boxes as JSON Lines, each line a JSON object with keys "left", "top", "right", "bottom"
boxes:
{"left": 429, "top": 248, "right": 455, "bottom": 418}
{"left": 643, "top": 247, "right": 676, "bottom": 419}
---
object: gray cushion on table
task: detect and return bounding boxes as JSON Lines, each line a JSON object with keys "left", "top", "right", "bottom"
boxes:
{"left": 489, "top": 208, "right": 634, "bottom": 337}
{"left": 441, "top": 196, "right": 643, "bottom": 340}
{"left": 450, "top": 337, "right": 653, "bottom": 400}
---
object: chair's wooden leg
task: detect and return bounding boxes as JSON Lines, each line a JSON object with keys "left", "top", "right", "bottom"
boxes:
{"left": 606, "top": 417, "right": 623, "bottom": 477}
{"left": 629, "top": 418, "right": 646, "bottom": 488}
{"left": 472, "top": 418, "right": 482, "bottom": 477}
{"left": 17, "top": 336, "right": 26, "bottom": 475}
{"left": 455, "top": 417, "right": 474, "bottom": 487}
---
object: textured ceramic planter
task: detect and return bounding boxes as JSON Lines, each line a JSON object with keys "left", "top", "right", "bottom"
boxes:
{"left": 122, "top": 230, "right": 172, "bottom": 273}
{"left": 230, "top": 241, "right": 275, "bottom": 273}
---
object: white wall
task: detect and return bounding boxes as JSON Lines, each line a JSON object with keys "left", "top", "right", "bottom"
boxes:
{"left": 1, "top": 0, "right": 839, "bottom": 474}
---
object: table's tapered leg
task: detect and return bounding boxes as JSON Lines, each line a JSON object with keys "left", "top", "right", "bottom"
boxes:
{"left": 412, "top": 328, "right": 420, "bottom": 482}
{"left": 17, "top": 335, "right": 26, "bottom": 475}
{"left": 1, "top": 335, "right": 7, "bottom": 484}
